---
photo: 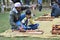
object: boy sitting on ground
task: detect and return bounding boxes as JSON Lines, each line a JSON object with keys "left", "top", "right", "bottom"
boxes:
{"left": 16, "top": 10, "right": 44, "bottom": 33}
{"left": 22, "top": 10, "right": 39, "bottom": 30}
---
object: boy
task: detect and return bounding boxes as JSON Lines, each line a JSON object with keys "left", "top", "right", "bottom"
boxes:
{"left": 21, "top": 10, "right": 39, "bottom": 30}
{"left": 16, "top": 10, "right": 44, "bottom": 33}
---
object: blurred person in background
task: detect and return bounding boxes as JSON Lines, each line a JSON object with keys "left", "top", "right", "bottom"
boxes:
{"left": 58, "top": 0, "right": 60, "bottom": 3}
{"left": 1, "top": 3, "right": 5, "bottom": 13}
{"left": 51, "top": 2, "right": 60, "bottom": 17}
{"left": 51, "top": 0, "right": 54, "bottom": 6}
{"left": 25, "top": 0, "right": 30, "bottom": 5}
{"left": 38, "top": 0, "right": 42, "bottom": 11}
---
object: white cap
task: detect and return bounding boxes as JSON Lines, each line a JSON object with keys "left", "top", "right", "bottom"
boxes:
{"left": 14, "top": 2, "right": 21, "bottom": 7}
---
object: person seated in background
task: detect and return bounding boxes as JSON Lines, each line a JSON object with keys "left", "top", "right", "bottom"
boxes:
{"left": 51, "top": 2, "right": 60, "bottom": 17}
{"left": 51, "top": 1, "right": 58, "bottom": 17}
{"left": 25, "top": 0, "right": 30, "bottom": 5}
{"left": 21, "top": 10, "right": 39, "bottom": 30}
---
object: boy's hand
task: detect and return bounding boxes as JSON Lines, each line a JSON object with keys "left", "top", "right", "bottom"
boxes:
{"left": 19, "top": 27, "right": 26, "bottom": 32}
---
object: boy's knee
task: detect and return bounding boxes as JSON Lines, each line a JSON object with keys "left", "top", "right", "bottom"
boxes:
{"left": 34, "top": 24, "right": 39, "bottom": 29}
{"left": 31, "top": 24, "right": 39, "bottom": 30}
{"left": 35, "top": 24, "right": 39, "bottom": 27}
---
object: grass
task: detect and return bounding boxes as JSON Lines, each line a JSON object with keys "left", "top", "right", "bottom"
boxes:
{"left": 0, "top": 8, "right": 60, "bottom": 40}
{"left": 0, "top": 13, "right": 10, "bottom": 33}
{"left": 32, "top": 8, "right": 51, "bottom": 18}
{"left": 0, "top": 37, "right": 60, "bottom": 40}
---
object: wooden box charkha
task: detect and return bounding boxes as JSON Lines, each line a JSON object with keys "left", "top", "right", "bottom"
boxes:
{"left": 51, "top": 25, "right": 60, "bottom": 35}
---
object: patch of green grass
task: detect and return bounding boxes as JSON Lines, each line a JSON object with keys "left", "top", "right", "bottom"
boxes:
{"left": 0, "top": 37, "right": 60, "bottom": 40}
{"left": 0, "top": 13, "right": 10, "bottom": 33}
{"left": 32, "top": 8, "right": 51, "bottom": 18}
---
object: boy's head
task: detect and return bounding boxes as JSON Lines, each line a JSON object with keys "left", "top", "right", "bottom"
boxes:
{"left": 26, "top": 10, "right": 31, "bottom": 19}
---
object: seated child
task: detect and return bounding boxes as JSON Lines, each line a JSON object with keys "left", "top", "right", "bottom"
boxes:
{"left": 16, "top": 10, "right": 39, "bottom": 32}
{"left": 22, "top": 10, "right": 39, "bottom": 30}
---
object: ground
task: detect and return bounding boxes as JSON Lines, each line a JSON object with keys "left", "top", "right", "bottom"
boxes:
{"left": 0, "top": 8, "right": 60, "bottom": 40}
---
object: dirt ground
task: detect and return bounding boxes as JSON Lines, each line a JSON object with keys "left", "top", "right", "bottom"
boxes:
{"left": 0, "top": 17, "right": 60, "bottom": 38}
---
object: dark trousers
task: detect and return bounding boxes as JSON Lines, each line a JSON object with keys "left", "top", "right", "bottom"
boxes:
{"left": 38, "top": 4, "right": 42, "bottom": 11}
{"left": 27, "top": 24, "right": 39, "bottom": 30}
